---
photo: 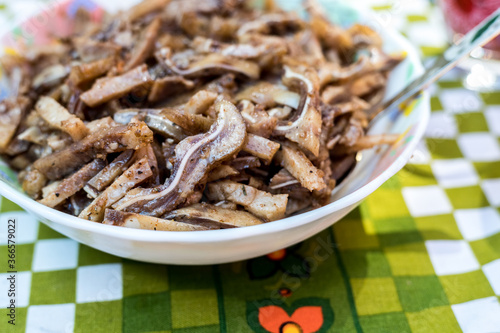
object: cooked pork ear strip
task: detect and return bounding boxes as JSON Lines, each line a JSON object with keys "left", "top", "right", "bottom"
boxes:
{"left": 115, "top": 100, "right": 247, "bottom": 216}
{"left": 85, "top": 150, "right": 134, "bottom": 193}
{"left": 124, "top": 18, "right": 162, "bottom": 71}
{"left": 235, "top": 82, "right": 300, "bottom": 109}
{"left": 162, "top": 109, "right": 214, "bottom": 135}
{"left": 207, "top": 165, "right": 239, "bottom": 182}
{"left": 274, "top": 65, "right": 322, "bottom": 156}
{"left": 114, "top": 109, "right": 186, "bottom": 141}
{"left": 126, "top": 0, "right": 170, "bottom": 22}
{"left": 286, "top": 198, "right": 312, "bottom": 216}
{"left": 17, "top": 127, "right": 47, "bottom": 146}
{"left": 39, "top": 159, "right": 106, "bottom": 208}
{"left": 32, "top": 64, "right": 68, "bottom": 90}
{"left": 33, "top": 120, "right": 153, "bottom": 180}
{"left": 183, "top": 90, "right": 218, "bottom": 115}
{"left": 349, "top": 72, "right": 386, "bottom": 97}
{"left": 165, "top": 203, "right": 263, "bottom": 227}
{"left": 36, "top": 96, "right": 89, "bottom": 141}
{"left": 159, "top": 48, "right": 261, "bottom": 79}
{"left": 238, "top": 100, "right": 277, "bottom": 138}
{"left": 133, "top": 144, "right": 160, "bottom": 185}
{"left": 206, "top": 180, "right": 288, "bottom": 221}
{"left": 41, "top": 181, "right": 61, "bottom": 199}
{"left": 86, "top": 117, "right": 119, "bottom": 134}
{"left": 242, "top": 134, "right": 280, "bottom": 164}
{"left": 148, "top": 76, "right": 196, "bottom": 103}
{"left": 230, "top": 156, "right": 261, "bottom": 171}
{"left": 0, "top": 99, "right": 24, "bottom": 150}
{"left": 333, "top": 134, "right": 400, "bottom": 155}
{"left": 269, "top": 168, "right": 299, "bottom": 190}
{"left": 237, "top": 12, "right": 304, "bottom": 36}
{"left": 103, "top": 209, "right": 208, "bottom": 231}
{"left": 69, "top": 57, "right": 115, "bottom": 86}
{"left": 22, "top": 169, "right": 47, "bottom": 199}
{"left": 73, "top": 38, "right": 121, "bottom": 63}
{"left": 80, "top": 65, "right": 154, "bottom": 107}
{"left": 79, "top": 158, "right": 153, "bottom": 222}
{"left": 275, "top": 144, "right": 326, "bottom": 192}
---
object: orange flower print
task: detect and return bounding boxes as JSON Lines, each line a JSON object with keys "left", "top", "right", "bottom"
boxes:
{"left": 247, "top": 298, "right": 334, "bottom": 333}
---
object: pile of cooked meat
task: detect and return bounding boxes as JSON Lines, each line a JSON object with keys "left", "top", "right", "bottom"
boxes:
{"left": 0, "top": 0, "right": 403, "bottom": 231}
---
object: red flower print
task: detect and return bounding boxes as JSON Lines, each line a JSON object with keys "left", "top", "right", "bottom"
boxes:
{"left": 258, "top": 305, "right": 324, "bottom": 333}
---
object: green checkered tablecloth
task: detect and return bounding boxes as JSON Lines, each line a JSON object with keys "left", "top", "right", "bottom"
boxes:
{"left": 1, "top": 0, "right": 500, "bottom": 332}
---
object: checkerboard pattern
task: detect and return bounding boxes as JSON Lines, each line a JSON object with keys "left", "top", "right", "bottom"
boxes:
{"left": 1, "top": 0, "right": 500, "bottom": 332}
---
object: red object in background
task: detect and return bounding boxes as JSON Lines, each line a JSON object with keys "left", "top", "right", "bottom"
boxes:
{"left": 440, "top": 0, "right": 500, "bottom": 51}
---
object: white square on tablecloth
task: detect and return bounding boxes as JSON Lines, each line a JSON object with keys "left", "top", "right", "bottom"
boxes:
{"left": 26, "top": 303, "right": 75, "bottom": 333}
{"left": 76, "top": 264, "right": 123, "bottom": 303}
{"left": 481, "top": 179, "right": 500, "bottom": 207}
{"left": 425, "top": 240, "right": 480, "bottom": 275}
{"left": 452, "top": 297, "right": 500, "bottom": 332}
{"left": 483, "top": 259, "right": 500, "bottom": 295}
{"left": 439, "top": 89, "right": 483, "bottom": 113}
{"left": 408, "top": 140, "right": 432, "bottom": 164}
{"left": 485, "top": 106, "right": 500, "bottom": 135}
{"left": 431, "top": 159, "right": 478, "bottom": 188}
{"left": 0, "top": 212, "right": 39, "bottom": 245}
{"left": 454, "top": 208, "right": 500, "bottom": 241}
{"left": 402, "top": 186, "right": 453, "bottom": 217}
{"left": 32, "top": 239, "right": 79, "bottom": 272}
{"left": 0, "top": 271, "right": 31, "bottom": 308}
{"left": 425, "top": 112, "right": 458, "bottom": 139}
{"left": 457, "top": 133, "right": 500, "bottom": 161}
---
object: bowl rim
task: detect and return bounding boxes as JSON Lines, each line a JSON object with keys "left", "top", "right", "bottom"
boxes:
{"left": 0, "top": 2, "right": 430, "bottom": 244}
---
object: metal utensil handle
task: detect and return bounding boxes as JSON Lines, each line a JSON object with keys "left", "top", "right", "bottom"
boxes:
{"left": 370, "top": 7, "right": 500, "bottom": 122}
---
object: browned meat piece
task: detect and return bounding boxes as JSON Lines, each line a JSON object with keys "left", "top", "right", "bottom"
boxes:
{"left": 22, "top": 169, "right": 47, "bottom": 199}
{"left": 80, "top": 65, "right": 154, "bottom": 107}
{"left": 69, "top": 57, "right": 115, "bottom": 86}
{"left": 236, "top": 82, "right": 300, "bottom": 109}
{"left": 165, "top": 203, "right": 263, "bottom": 227}
{"left": 39, "top": 159, "right": 106, "bottom": 208}
{"left": 238, "top": 100, "right": 277, "bottom": 138}
{"left": 269, "top": 168, "right": 299, "bottom": 190}
{"left": 275, "top": 144, "right": 326, "bottom": 192}
{"left": 85, "top": 150, "right": 134, "bottom": 193}
{"left": 242, "top": 134, "right": 280, "bottom": 164}
{"left": 206, "top": 180, "right": 288, "bottom": 221}
{"left": 103, "top": 209, "right": 208, "bottom": 231}
{"left": 124, "top": 18, "right": 162, "bottom": 71}
{"left": 229, "top": 156, "right": 261, "bottom": 171}
{"left": 79, "top": 158, "right": 153, "bottom": 222}
{"left": 33, "top": 120, "right": 153, "bottom": 180}
{"left": 158, "top": 48, "right": 260, "bottom": 79}
{"left": 0, "top": 99, "right": 24, "bottom": 151}
{"left": 274, "top": 65, "right": 322, "bottom": 156}
{"left": 148, "top": 76, "right": 195, "bottom": 103}
{"left": 115, "top": 100, "right": 247, "bottom": 216}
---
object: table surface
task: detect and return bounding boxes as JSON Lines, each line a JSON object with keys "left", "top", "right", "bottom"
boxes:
{"left": 1, "top": 0, "right": 500, "bottom": 332}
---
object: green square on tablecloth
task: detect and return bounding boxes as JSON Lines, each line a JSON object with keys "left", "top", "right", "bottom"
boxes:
{"left": 437, "top": 81, "right": 463, "bottom": 89}
{"left": 78, "top": 244, "right": 121, "bottom": 266}
{"left": 445, "top": 185, "right": 489, "bottom": 209}
{"left": 398, "top": 164, "right": 437, "bottom": 187}
{"left": 341, "top": 249, "right": 392, "bottom": 278}
{"left": 173, "top": 325, "right": 220, "bottom": 333}
{"left": 359, "top": 312, "right": 410, "bottom": 332}
{"left": 414, "top": 214, "right": 463, "bottom": 240}
{"left": 351, "top": 277, "right": 402, "bottom": 316}
{"left": 426, "top": 139, "right": 463, "bottom": 159}
{"left": 37, "top": 223, "right": 65, "bottom": 239}
{"left": 123, "top": 291, "right": 172, "bottom": 333}
{"left": 384, "top": 243, "right": 435, "bottom": 276}
{"left": 455, "top": 113, "right": 489, "bottom": 133}
{"left": 394, "top": 276, "right": 448, "bottom": 312}
{"left": 0, "top": 307, "right": 26, "bottom": 332}
{"left": 430, "top": 96, "right": 443, "bottom": 112}
{"left": 334, "top": 219, "right": 379, "bottom": 250}
{"left": 123, "top": 260, "right": 168, "bottom": 297}
{"left": 372, "top": 217, "right": 423, "bottom": 247}
{"left": 469, "top": 232, "right": 500, "bottom": 265}
{"left": 0, "top": 197, "right": 23, "bottom": 212}
{"left": 0, "top": 244, "right": 33, "bottom": 272}
{"left": 169, "top": 266, "right": 215, "bottom": 291}
{"left": 171, "top": 289, "right": 219, "bottom": 329}
{"left": 480, "top": 92, "right": 500, "bottom": 105}
{"left": 75, "top": 301, "right": 122, "bottom": 333}
{"left": 473, "top": 161, "right": 500, "bottom": 179}
{"left": 439, "top": 270, "right": 495, "bottom": 304}
{"left": 406, "top": 306, "right": 461, "bottom": 333}
{"left": 30, "top": 269, "right": 76, "bottom": 305}
{"left": 364, "top": 188, "right": 410, "bottom": 220}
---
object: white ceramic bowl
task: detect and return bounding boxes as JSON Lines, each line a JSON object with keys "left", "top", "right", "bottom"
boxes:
{"left": 0, "top": 0, "right": 430, "bottom": 264}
